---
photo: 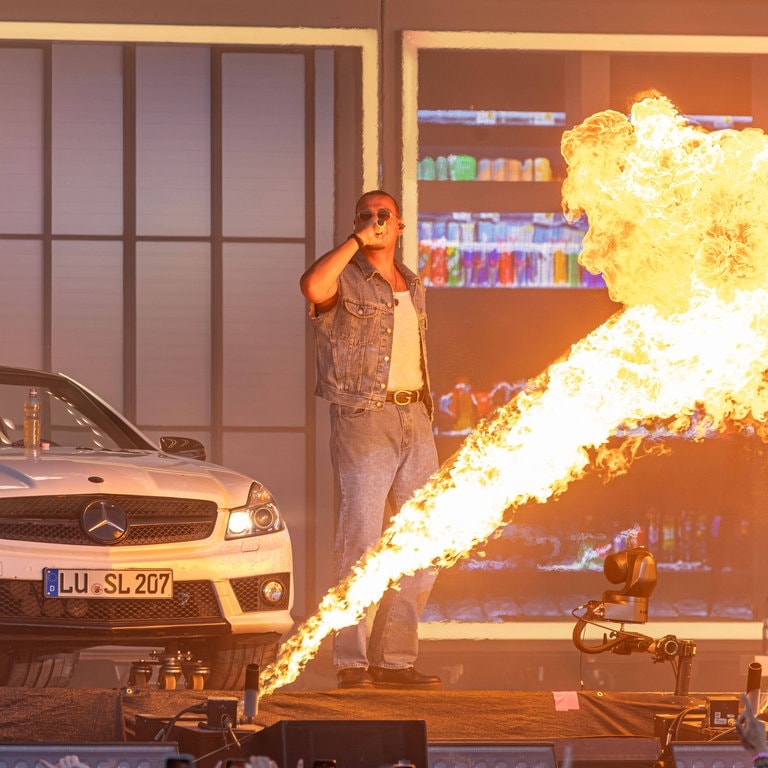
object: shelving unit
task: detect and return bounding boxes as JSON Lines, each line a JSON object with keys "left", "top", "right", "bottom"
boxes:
{"left": 405, "top": 45, "right": 766, "bottom": 627}
{"left": 418, "top": 181, "right": 562, "bottom": 213}
{"left": 413, "top": 51, "right": 595, "bottom": 290}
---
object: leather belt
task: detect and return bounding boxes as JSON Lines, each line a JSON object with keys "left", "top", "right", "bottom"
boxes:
{"left": 386, "top": 389, "right": 423, "bottom": 406}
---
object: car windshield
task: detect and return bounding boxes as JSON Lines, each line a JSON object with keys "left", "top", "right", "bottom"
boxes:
{"left": 0, "top": 376, "right": 153, "bottom": 452}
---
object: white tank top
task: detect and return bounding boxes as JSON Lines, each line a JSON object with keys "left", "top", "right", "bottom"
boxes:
{"left": 387, "top": 289, "right": 424, "bottom": 391}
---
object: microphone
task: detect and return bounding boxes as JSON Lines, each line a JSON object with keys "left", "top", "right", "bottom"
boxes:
{"left": 242, "top": 663, "right": 260, "bottom": 723}
{"left": 747, "top": 660, "right": 762, "bottom": 713}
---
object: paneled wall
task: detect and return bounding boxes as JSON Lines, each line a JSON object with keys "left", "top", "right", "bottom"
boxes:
{"left": 0, "top": 42, "right": 338, "bottom": 616}
{"left": 3, "top": 0, "right": 768, "bottom": 640}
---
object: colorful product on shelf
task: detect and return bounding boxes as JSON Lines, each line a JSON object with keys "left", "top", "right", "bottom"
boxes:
{"left": 418, "top": 154, "right": 554, "bottom": 182}
{"left": 434, "top": 377, "right": 527, "bottom": 437}
{"left": 417, "top": 109, "right": 567, "bottom": 127}
{"left": 448, "top": 154, "right": 477, "bottom": 181}
{"left": 418, "top": 212, "right": 602, "bottom": 289}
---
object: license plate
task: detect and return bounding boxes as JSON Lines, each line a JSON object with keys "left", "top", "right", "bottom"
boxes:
{"left": 43, "top": 568, "right": 173, "bottom": 599}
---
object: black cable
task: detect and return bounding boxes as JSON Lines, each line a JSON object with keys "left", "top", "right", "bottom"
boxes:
{"left": 154, "top": 700, "right": 265, "bottom": 766}
{"left": 156, "top": 702, "right": 208, "bottom": 742}
{"left": 192, "top": 730, "right": 262, "bottom": 766}
{"left": 571, "top": 605, "right": 652, "bottom": 654}
{"left": 665, "top": 704, "right": 707, "bottom": 748}
{"left": 708, "top": 726, "right": 739, "bottom": 741}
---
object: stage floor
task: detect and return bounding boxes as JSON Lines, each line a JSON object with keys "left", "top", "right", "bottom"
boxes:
{"left": 121, "top": 687, "right": 698, "bottom": 741}
{"left": 12, "top": 635, "right": 757, "bottom": 768}
{"left": 0, "top": 685, "right": 733, "bottom": 743}
{"left": 0, "top": 685, "right": 748, "bottom": 768}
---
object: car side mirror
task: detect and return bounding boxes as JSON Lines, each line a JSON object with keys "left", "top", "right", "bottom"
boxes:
{"left": 159, "top": 436, "right": 207, "bottom": 461}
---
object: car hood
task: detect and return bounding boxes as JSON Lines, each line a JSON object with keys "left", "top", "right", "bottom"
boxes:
{"left": 0, "top": 449, "right": 254, "bottom": 508}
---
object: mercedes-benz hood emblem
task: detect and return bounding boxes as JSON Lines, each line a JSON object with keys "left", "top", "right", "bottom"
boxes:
{"left": 82, "top": 499, "right": 129, "bottom": 544}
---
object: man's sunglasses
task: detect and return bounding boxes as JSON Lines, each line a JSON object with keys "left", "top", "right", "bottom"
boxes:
{"left": 357, "top": 209, "right": 394, "bottom": 223}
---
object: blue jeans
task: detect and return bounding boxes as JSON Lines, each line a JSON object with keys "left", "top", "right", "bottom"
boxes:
{"left": 330, "top": 400, "right": 439, "bottom": 670}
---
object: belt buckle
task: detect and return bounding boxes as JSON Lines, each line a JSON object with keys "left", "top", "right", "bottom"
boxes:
{"left": 393, "top": 390, "right": 414, "bottom": 406}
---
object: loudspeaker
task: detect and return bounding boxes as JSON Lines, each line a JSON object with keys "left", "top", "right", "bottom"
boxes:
{"left": 248, "top": 719, "right": 429, "bottom": 768}
{"left": 428, "top": 738, "right": 660, "bottom": 768}
{"left": 428, "top": 741, "right": 557, "bottom": 768}
{"left": 555, "top": 737, "right": 660, "bottom": 768}
{"left": 670, "top": 742, "right": 750, "bottom": 768}
{"left": 0, "top": 743, "right": 179, "bottom": 768}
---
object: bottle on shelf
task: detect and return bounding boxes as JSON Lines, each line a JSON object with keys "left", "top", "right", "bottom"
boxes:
{"left": 534, "top": 157, "right": 553, "bottom": 181}
{"left": 661, "top": 511, "right": 677, "bottom": 564}
{"left": 435, "top": 155, "right": 449, "bottom": 181}
{"left": 430, "top": 220, "right": 448, "bottom": 286}
{"left": 417, "top": 220, "right": 433, "bottom": 284}
{"left": 446, "top": 221, "right": 462, "bottom": 286}
{"left": 448, "top": 154, "right": 477, "bottom": 181}
{"left": 477, "top": 158, "right": 492, "bottom": 181}
{"left": 554, "top": 248, "right": 569, "bottom": 285}
{"left": 417, "top": 156, "right": 436, "bottom": 181}
{"left": 459, "top": 221, "right": 475, "bottom": 286}
{"left": 23, "top": 387, "right": 41, "bottom": 458}
{"left": 496, "top": 222, "right": 513, "bottom": 285}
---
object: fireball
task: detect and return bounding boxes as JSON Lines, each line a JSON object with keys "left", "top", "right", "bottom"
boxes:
{"left": 260, "top": 95, "right": 768, "bottom": 695}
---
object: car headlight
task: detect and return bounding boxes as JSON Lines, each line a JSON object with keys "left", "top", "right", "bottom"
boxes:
{"left": 226, "top": 482, "right": 284, "bottom": 539}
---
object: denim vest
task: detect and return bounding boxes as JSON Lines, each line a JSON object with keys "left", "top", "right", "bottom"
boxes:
{"left": 309, "top": 252, "right": 434, "bottom": 418}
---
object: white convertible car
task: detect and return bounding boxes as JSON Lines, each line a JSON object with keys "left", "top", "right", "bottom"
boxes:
{"left": 0, "top": 365, "right": 293, "bottom": 689}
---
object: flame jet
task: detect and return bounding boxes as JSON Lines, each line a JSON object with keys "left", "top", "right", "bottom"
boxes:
{"left": 260, "top": 96, "right": 768, "bottom": 695}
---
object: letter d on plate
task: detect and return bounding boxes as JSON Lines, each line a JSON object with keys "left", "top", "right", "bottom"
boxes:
{"left": 45, "top": 568, "right": 59, "bottom": 596}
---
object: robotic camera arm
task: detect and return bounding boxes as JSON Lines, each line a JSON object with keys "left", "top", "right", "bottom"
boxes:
{"left": 572, "top": 546, "right": 696, "bottom": 695}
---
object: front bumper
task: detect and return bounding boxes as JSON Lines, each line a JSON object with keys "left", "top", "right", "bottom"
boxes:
{"left": 0, "top": 571, "right": 292, "bottom": 644}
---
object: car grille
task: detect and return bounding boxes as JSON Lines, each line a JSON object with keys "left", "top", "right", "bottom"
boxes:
{"left": 0, "top": 579, "right": 222, "bottom": 624}
{"left": 231, "top": 573, "right": 291, "bottom": 612}
{"left": 0, "top": 495, "right": 218, "bottom": 545}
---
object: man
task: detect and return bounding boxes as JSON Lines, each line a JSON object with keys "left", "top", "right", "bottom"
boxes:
{"left": 300, "top": 190, "right": 442, "bottom": 690}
